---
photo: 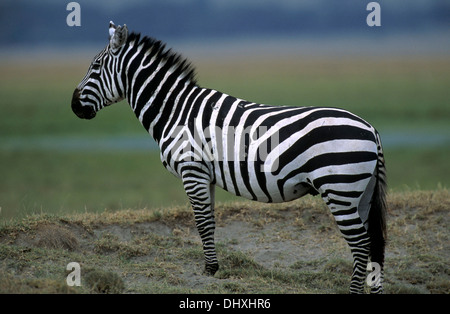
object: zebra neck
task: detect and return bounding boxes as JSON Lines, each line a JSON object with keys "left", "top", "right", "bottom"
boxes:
{"left": 125, "top": 62, "right": 198, "bottom": 144}
{"left": 120, "top": 33, "right": 198, "bottom": 144}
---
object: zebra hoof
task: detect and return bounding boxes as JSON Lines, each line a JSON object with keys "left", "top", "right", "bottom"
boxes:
{"left": 204, "top": 263, "right": 219, "bottom": 276}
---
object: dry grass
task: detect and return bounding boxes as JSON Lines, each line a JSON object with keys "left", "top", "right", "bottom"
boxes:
{"left": 0, "top": 189, "right": 448, "bottom": 294}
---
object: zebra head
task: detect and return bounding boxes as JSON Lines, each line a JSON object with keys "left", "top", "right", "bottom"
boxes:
{"left": 71, "top": 21, "right": 128, "bottom": 119}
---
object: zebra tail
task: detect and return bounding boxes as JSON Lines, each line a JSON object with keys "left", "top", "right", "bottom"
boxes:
{"left": 368, "top": 132, "right": 387, "bottom": 267}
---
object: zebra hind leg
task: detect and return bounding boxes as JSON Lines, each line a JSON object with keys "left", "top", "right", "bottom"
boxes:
{"left": 353, "top": 167, "right": 386, "bottom": 294}
{"left": 349, "top": 241, "right": 370, "bottom": 293}
{"left": 327, "top": 171, "right": 385, "bottom": 293}
{"left": 323, "top": 193, "right": 371, "bottom": 293}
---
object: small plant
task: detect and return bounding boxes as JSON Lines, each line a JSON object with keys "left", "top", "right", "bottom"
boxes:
{"left": 84, "top": 268, "right": 125, "bottom": 294}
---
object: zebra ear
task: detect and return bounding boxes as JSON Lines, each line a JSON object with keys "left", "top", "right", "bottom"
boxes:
{"left": 109, "top": 21, "right": 116, "bottom": 38}
{"left": 109, "top": 21, "right": 128, "bottom": 51}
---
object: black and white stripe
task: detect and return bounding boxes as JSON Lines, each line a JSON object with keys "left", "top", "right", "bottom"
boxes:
{"left": 72, "top": 22, "right": 387, "bottom": 293}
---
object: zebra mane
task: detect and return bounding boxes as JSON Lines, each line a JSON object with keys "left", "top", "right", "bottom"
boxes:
{"left": 127, "top": 32, "right": 197, "bottom": 85}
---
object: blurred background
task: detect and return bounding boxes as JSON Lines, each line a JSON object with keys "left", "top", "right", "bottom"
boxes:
{"left": 0, "top": 0, "right": 449, "bottom": 220}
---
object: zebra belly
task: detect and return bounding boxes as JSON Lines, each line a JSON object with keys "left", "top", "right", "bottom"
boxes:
{"left": 213, "top": 148, "right": 378, "bottom": 205}
{"left": 212, "top": 163, "right": 313, "bottom": 203}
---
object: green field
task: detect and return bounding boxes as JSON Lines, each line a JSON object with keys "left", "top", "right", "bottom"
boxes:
{"left": 0, "top": 57, "right": 449, "bottom": 221}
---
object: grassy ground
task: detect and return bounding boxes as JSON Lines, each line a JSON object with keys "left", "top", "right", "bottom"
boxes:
{"left": 0, "top": 189, "right": 448, "bottom": 293}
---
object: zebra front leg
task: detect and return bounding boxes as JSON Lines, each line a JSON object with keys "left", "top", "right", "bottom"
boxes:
{"left": 181, "top": 170, "right": 218, "bottom": 275}
{"left": 192, "top": 187, "right": 218, "bottom": 276}
{"left": 197, "top": 203, "right": 219, "bottom": 276}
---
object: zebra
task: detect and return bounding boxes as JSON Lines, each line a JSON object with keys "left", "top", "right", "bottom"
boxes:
{"left": 71, "top": 22, "right": 387, "bottom": 293}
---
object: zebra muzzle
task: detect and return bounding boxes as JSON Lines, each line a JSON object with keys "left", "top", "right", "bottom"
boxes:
{"left": 71, "top": 88, "right": 96, "bottom": 120}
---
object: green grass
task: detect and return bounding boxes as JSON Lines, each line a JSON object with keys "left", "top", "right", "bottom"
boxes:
{"left": 0, "top": 57, "right": 449, "bottom": 221}
{"left": 0, "top": 147, "right": 448, "bottom": 221}
{"left": 195, "top": 57, "right": 450, "bottom": 131}
{"left": 386, "top": 146, "right": 450, "bottom": 191}
{"left": 1, "top": 57, "right": 449, "bottom": 137}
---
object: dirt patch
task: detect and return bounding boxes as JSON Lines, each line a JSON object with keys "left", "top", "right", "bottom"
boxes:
{"left": 34, "top": 224, "right": 79, "bottom": 251}
{"left": 4, "top": 223, "right": 81, "bottom": 251}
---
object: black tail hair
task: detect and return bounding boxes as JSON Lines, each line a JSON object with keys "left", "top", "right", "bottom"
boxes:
{"left": 368, "top": 132, "right": 387, "bottom": 267}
